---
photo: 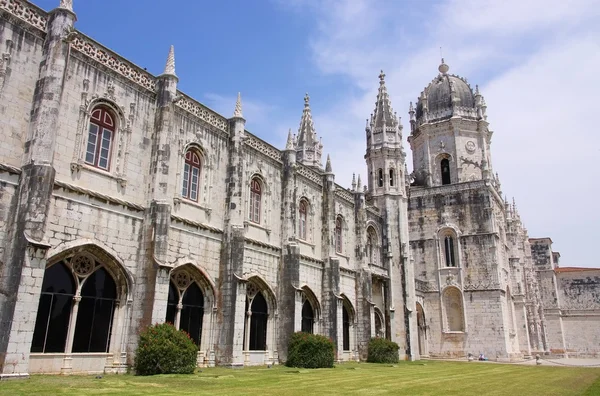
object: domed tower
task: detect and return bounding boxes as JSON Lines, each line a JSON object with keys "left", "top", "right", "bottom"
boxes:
{"left": 408, "top": 59, "right": 491, "bottom": 187}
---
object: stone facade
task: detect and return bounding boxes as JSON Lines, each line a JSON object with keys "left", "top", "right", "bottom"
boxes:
{"left": 0, "top": 1, "right": 597, "bottom": 378}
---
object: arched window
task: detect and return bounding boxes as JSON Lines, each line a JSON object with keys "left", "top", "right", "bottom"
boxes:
{"left": 335, "top": 216, "right": 343, "bottom": 254}
{"left": 443, "top": 287, "right": 465, "bottom": 332}
{"left": 366, "top": 227, "right": 377, "bottom": 264}
{"left": 180, "top": 282, "right": 204, "bottom": 346}
{"left": 165, "top": 281, "right": 178, "bottom": 325}
{"left": 31, "top": 262, "right": 75, "bottom": 353}
{"left": 249, "top": 177, "right": 262, "bottom": 223}
{"left": 85, "top": 106, "right": 115, "bottom": 170}
{"left": 342, "top": 304, "right": 351, "bottom": 350}
{"left": 32, "top": 252, "right": 128, "bottom": 357}
{"left": 377, "top": 168, "right": 384, "bottom": 187}
{"left": 441, "top": 158, "right": 451, "bottom": 185}
{"left": 389, "top": 168, "right": 395, "bottom": 186}
{"left": 301, "top": 300, "right": 314, "bottom": 334}
{"left": 249, "top": 292, "right": 268, "bottom": 350}
{"left": 165, "top": 270, "right": 207, "bottom": 347}
{"left": 444, "top": 236, "right": 456, "bottom": 267}
{"left": 374, "top": 309, "right": 384, "bottom": 338}
{"left": 72, "top": 267, "right": 117, "bottom": 353}
{"left": 182, "top": 149, "right": 201, "bottom": 202}
{"left": 299, "top": 200, "right": 308, "bottom": 241}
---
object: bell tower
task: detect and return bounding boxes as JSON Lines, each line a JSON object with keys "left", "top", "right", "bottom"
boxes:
{"left": 365, "top": 71, "right": 407, "bottom": 198}
{"left": 407, "top": 59, "right": 492, "bottom": 187}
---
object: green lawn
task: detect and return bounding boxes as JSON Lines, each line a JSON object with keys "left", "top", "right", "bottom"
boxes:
{"left": 2, "top": 361, "right": 600, "bottom": 396}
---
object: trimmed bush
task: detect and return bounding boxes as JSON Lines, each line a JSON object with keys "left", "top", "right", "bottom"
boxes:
{"left": 286, "top": 332, "right": 335, "bottom": 368}
{"left": 134, "top": 322, "right": 198, "bottom": 375}
{"left": 367, "top": 337, "right": 399, "bottom": 363}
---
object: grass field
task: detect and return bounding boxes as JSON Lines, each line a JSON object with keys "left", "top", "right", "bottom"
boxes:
{"left": 1, "top": 360, "right": 599, "bottom": 396}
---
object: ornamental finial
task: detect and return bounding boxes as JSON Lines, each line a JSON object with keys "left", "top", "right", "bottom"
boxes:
{"left": 163, "top": 45, "right": 176, "bottom": 76}
{"left": 438, "top": 58, "right": 449, "bottom": 74}
{"left": 233, "top": 92, "right": 243, "bottom": 118}
{"left": 59, "top": 0, "right": 73, "bottom": 11}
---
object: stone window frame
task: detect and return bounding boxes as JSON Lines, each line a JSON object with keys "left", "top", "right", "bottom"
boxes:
{"left": 365, "top": 223, "right": 382, "bottom": 265}
{"left": 243, "top": 276, "right": 278, "bottom": 354}
{"left": 299, "top": 285, "right": 321, "bottom": 334}
{"left": 435, "top": 153, "right": 453, "bottom": 186}
{"left": 389, "top": 167, "right": 395, "bottom": 187}
{"left": 31, "top": 247, "right": 132, "bottom": 361}
{"left": 335, "top": 215, "right": 344, "bottom": 254}
{"left": 373, "top": 306, "right": 385, "bottom": 338}
{"left": 298, "top": 197, "right": 314, "bottom": 243}
{"left": 249, "top": 176, "right": 262, "bottom": 224}
{"left": 167, "top": 263, "right": 216, "bottom": 353}
{"left": 85, "top": 106, "right": 116, "bottom": 171}
{"left": 377, "top": 168, "right": 384, "bottom": 187}
{"left": 437, "top": 227, "right": 461, "bottom": 269}
{"left": 181, "top": 146, "right": 204, "bottom": 203}
{"left": 440, "top": 286, "right": 466, "bottom": 333}
{"left": 339, "top": 294, "right": 356, "bottom": 353}
{"left": 71, "top": 98, "right": 130, "bottom": 185}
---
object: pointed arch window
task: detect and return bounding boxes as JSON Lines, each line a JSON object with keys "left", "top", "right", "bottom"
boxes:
{"left": 444, "top": 236, "right": 456, "bottom": 267}
{"left": 249, "top": 177, "right": 262, "bottom": 223}
{"left": 378, "top": 168, "right": 384, "bottom": 187}
{"left": 342, "top": 304, "right": 351, "bottom": 350}
{"left": 249, "top": 292, "right": 268, "bottom": 350}
{"left": 366, "top": 226, "right": 378, "bottom": 264}
{"left": 301, "top": 300, "right": 314, "bottom": 334}
{"left": 165, "top": 270, "right": 208, "bottom": 347}
{"left": 335, "top": 216, "right": 343, "bottom": 254}
{"left": 441, "top": 158, "right": 451, "bottom": 185}
{"left": 85, "top": 107, "right": 115, "bottom": 170}
{"left": 182, "top": 149, "right": 201, "bottom": 202}
{"left": 299, "top": 200, "right": 308, "bottom": 240}
{"left": 389, "top": 168, "right": 395, "bottom": 187}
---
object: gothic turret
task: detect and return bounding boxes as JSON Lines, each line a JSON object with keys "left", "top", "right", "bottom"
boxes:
{"left": 295, "top": 93, "right": 323, "bottom": 169}
{"left": 365, "top": 71, "right": 406, "bottom": 197}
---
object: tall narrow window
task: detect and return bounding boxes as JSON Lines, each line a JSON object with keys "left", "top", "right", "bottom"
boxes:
{"left": 343, "top": 304, "right": 350, "bottom": 350}
{"left": 389, "top": 169, "right": 395, "bottom": 186}
{"left": 249, "top": 178, "right": 262, "bottom": 223}
{"left": 441, "top": 158, "right": 451, "bottom": 185}
{"left": 301, "top": 300, "right": 314, "bottom": 334}
{"left": 180, "top": 283, "right": 204, "bottom": 346}
{"left": 444, "top": 236, "right": 456, "bottom": 267}
{"left": 85, "top": 107, "right": 115, "bottom": 170}
{"left": 335, "top": 217, "right": 343, "bottom": 253}
{"left": 249, "top": 292, "right": 268, "bottom": 350}
{"left": 182, "top": 150, "right": 201, "bottom": 201}
{"left": 72, "top": 267, "right": 117, "bottom": 353}
{"left": 366, "top": 227, "right": 377, "bottom": 264}
{"left": 378, "top": 168, "right": 384, "bottom": 187}
{"left": 31, "top": 263, "right": 75, "bottom": 353}
{"left": 367, "top": 233, "right": 373, "bottom": 263}
{"left": 443, "top": 287, "right": 465, "bottom": 332}
{"left": 299, "top": 200, "right": 308, "bottom": 240}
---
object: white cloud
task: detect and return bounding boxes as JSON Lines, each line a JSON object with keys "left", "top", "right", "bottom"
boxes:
{"left": 276, "top": 0, "right": 600, "bottom": 267}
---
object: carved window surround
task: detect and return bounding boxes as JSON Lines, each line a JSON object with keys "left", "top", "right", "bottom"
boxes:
{"left": 70, "top": 81, "right": 132, "bottom": 188}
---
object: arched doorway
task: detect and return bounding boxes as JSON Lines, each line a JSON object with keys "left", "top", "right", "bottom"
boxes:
{"left": 243, "top": 277, "right": 277, "bottom": 366}
{"left": 301, "top": 299, "right": 314, "bottom": 334}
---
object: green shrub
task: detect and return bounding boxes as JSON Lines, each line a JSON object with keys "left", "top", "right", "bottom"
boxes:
{"left": 286, "top": 332, "right": 335, "bottom": 368}
{"left": 367, "top": 337, "right": 399, "bottom": 363}
{"left": 134, "top": 322, "right": 198, "bottom": 375}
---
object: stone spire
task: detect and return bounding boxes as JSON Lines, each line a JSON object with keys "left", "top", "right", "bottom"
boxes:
{"left": 233, "top": 92, "right": 243, "bottom": 118}
{"left": 356, "top": 174, "right": 362, "bottom": 191}
{"left": 163, "top": 45, "right": 176, "bottom": 77}
{"left": 59, "top": 0, "right": 73, "bottom": 11}
{"left": 325, "top": 154, "right": 332, "bottom": 173}
{"left": 368, "top": 70, "right": 399, "bottom": 133}
{"left": 296, "top": 93, "right": 323, "bottom": 169}
{"left": 285, "top": 128, "right": 294, "bottom": 150}
{"left": 352, "top": 173, "right": 356, "bottom": 191}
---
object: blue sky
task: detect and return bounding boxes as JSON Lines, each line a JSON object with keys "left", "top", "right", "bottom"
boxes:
{"left": 36, "top": 0, "right": 600, "bottom": 267}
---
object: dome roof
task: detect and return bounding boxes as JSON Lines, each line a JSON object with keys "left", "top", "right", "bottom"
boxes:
{"left": 415, "top": 60, "right": 477, "bottom": 121}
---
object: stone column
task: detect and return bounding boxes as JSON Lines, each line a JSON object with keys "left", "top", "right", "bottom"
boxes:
{"left": 0, "top": 4, "right": 75, "bottom": 379}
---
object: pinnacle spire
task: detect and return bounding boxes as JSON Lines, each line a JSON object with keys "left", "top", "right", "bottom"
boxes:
{"left": 59, "top": 0, "right": 73, "bottom": 11}
{"left": 296, "top": 93, "right": 323, "bottom": 168}
{"left": 325, "top": 154, "right": 332, "bottom": 172}
{"left": 369, "top": 70, "right": 399, "bottom": 132}
{"left": 352, "top": 173, "right": 356, "bottom": 191}
{"left": 163, "top": 45, "right": 176, "bottom": 76}
{"left": 357, "top": 174, "right": 362, "bottom": 191}
{"left": 233, "top": 92, "right": 243, "bottom": 118}
{"left": 285, "top": 128, "right": 294, "bottom": 150}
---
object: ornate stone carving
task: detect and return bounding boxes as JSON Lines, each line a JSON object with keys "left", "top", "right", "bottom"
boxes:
{"left": 70, "top": 35, "right": 156, "bottom": 92}
{"left": 0, "top": 0, "right": 47, "bottom": 32}
{"left": 297, "top": 165, "right": 323, "bottom": 186}
{"left": 335, "top": 187, "right": 354, "bottom": 206}
{"left": 244, "top": 135, "right": 282, "bottom": 163}
{"left": 465, "top": 140, "right": 476, "bottom": 153}
{"left": 71, "top": 253, "right": 95, "bottom": 276}
{"left": 175, "top": 96, "right": 229, "bottom": 132}
{"left": 173, "top": 271, "right": 191, "bottom": 289}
